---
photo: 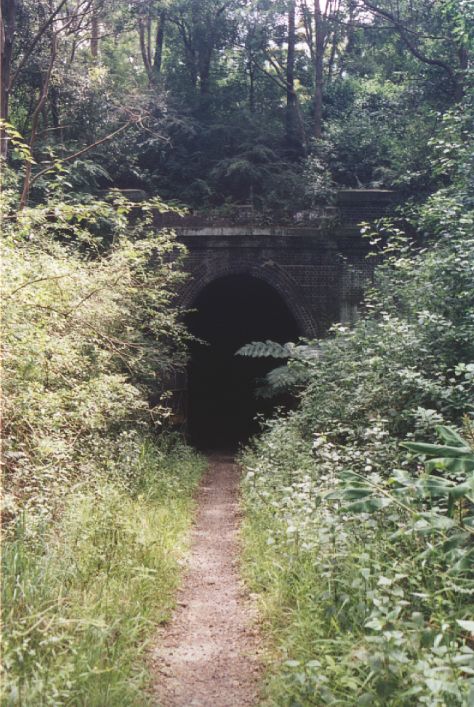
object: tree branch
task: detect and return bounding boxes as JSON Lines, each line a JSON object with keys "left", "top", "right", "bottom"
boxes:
{"left": 10, "top": 0, "right": 68, "bottom": 88}
{"left": 28, "top": 119, "right": 136, "bottom": 192}
{"left": 359, "top": 0, "right": 456, "bottom": 83}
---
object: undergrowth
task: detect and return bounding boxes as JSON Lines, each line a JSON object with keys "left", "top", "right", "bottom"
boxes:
{"left": 240, "top": 106, "right": 474, "bottom": 706}
{"left": 1, "top": 176, "right": 206, "bottom": 704}
{"left": 241, "top": 423, "right": 474, "bottom": 705}
{"left": 2, "top": 438, "right": 206, "bottom": 706}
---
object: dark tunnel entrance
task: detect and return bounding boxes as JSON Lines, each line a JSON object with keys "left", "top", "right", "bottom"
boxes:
{"left": 186, "top": 274, "right": 301, "bottom": 450}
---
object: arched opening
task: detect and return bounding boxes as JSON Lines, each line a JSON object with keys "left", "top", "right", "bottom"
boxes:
{"left": 186, "top": 274, "right": 301, "bottom": 450}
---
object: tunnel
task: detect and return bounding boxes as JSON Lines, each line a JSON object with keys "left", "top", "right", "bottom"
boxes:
{"left": 186, "top": 273, "right": 301, "bottom": 450}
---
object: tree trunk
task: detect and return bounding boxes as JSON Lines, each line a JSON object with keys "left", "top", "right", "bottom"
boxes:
{"left": 1, "top": 0, "right": 16, "bottom": 158}
{"left": 339, "top": 0, "right": 355, "bottom": 77}
{"left": 152, "top": 11, "right": 166, "bottom": 79}
{"left": 90, "top": 0, "right": 99, "bottom": 59}
{"left": 286, "top": 1, "right": 297, "bottom": 147}
{"left": 313, "top": 0, "right": 324, "bottom": 139}
{"left": 179, "top": 26, "right": 198, "bottom": 89}
{"left": 50, "top": 84, "right": 60, "bottom": 132}
{"left": 327, "top": 25, "right": 338, "bottom": 82}
{"left": 20, "top": 34, "right": 57, "bottom": 208}
{"left": 138, "top": 17, "right": 152, "bottom": 82}
{"left": 455, "top": 45, "right": 468, "bottom": 101}
{"left": 248, "top": 52, "right": 255, "bottom": 112}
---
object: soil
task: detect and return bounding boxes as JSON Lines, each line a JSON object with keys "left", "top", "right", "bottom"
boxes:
{"left": 150, "top": 453, "right": 262, "bottom": 707}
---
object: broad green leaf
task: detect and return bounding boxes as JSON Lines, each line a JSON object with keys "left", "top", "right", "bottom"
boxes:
{"left": 339, "top": 470, "right": 362, "bottom": 482}
{"left": 449, "top": 547, "right": 474, "bottom": 574}
{"left": 449, "top": 480, "right": 474, "bottom": 500}
{"left": 435, "top": 425, "right": 468, "bottom": 448}
{"left": 425, "top": 457, "right": 474, "bottom": 474}
{"left": 401, "top": 441, "right": 472, "bottom": 458}
{"left": 339, "top": 486, "right": 374, "bottom": 500}
{"left": 343, "top": 497, "right": 392, "bottom": 513}
{"left": 417, "top": 512, "right": 456, "bottom": 530}
{"left": 420, "top": 476, "right": 454, "bottom": 496}
{"left": 441, "top": 532, "right": 471, "bottom": 552}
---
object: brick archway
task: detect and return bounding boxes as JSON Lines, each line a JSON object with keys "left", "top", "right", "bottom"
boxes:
{"left": 178, "top": 259, "right": 318, "bottom": 338}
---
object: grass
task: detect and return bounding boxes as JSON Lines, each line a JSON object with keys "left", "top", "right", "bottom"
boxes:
{"left": 240, "top": 468, "right": 473, "bottom": 706}
{"left": 2, "top": 438, "right": 206, "bottom": 706}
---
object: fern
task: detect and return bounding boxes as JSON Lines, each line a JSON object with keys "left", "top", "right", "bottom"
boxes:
{"left": 256, "top": 364, "right": 310, "bottom": 398}
{"left": 237, "top": 340, "right": 320, "bottom": 397}
{"left": 236, "top": 340, "right": 296, "bottom": 358}
{"left": 237, "top": 340, "right": 320, "bottom": 360}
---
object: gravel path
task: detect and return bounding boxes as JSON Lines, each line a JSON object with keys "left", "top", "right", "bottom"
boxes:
{"left": 150, "top": 454, "right": 262, "bottom": 707}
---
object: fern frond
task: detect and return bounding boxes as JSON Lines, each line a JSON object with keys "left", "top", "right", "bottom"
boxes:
{"left": 236, "top": 340, "right": 297, "bottom": 358}
{"left": 256, "top": 363, "right": 310, "bottom": 398}
{"left": 236, "top": 340, "right": 320, "bottom": 361}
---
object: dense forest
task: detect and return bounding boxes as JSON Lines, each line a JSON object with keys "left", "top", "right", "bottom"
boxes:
{"left": 1, "top": 0, "right": 473, "bottom": 704}
{"left": 1, "top": 0, "right": 471, "bottom": 210}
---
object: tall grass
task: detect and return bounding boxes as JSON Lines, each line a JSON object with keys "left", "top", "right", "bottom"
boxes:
{"left": 241, "top": 465, "right": 473, "bottom": 706}
{"left": 2, "top": 439, "right": 206, "bottom": 706}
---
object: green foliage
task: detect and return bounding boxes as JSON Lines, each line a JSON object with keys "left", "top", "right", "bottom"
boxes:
{"left": 1, "top": 187, "right": 189, "bottom": 525}
{"left": 237, "top": 340, "right": 302, "bottom": 359}
{"left": 6, "top": 0, "right": 468, "bottom": 213}
{"left": 1, "top": 167, "right": 207, "bottom": 703}
{"left": 2, "top": 438, "right": 206, "bottom": 705}
{"left": 240, "top": 101, "right": 474, "bottom": 705}
{"left": 237, "top": 340, "right": 320, "bottom": 397}
{"left": 241, "top": 419, "right": 474, "bottom": 705}
{"left": 332, "top": 425, "right": 474, "bottom": 572}
{"left": 0, "top": 120, "right": 35, "bottom": 164}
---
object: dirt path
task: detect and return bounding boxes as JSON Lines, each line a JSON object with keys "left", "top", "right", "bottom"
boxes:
{"left": 150, "top": 453, "right": 262, "bottom": 707}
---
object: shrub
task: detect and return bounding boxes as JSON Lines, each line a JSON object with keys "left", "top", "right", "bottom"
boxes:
{"left": 1, "top": 188, "right": 189, "bottom": 526}
{"left": 240, "top": 102, "right": 474, "bottom": 705}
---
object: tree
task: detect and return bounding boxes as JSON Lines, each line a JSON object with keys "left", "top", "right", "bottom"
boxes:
{"left": 134, "top": 0, "right": 167, "bottom": 85}
{"left": 357, "top": 0, "right": 470, "bottom": 101}
{"left": 169, "top": 0, "right": 239, "bottom": 96}
{"left": 0, "top": 0, "right": 17, "bottom": 157}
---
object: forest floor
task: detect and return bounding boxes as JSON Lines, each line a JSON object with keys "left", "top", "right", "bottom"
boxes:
{"left": 150, "top": 453, "right": 262, "bottom": 707}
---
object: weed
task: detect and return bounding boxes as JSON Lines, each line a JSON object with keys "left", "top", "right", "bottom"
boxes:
{"left": 2, "top": 439, "right": 206, "bottom": 706}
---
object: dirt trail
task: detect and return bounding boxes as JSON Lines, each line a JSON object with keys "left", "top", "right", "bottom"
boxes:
{"left": 151, "top": 454, "right": 262, "bottom": 707}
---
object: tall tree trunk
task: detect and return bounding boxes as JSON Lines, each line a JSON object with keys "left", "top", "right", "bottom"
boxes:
{"left": 286, "top": 1, "right": 297, "bottom": 147}
{"left": 138, "top": 17, "right": 152, "bottom": 82}
{"left": 1, "top": 0, "right": 16, "bottom": 158}
{"left": 313, "top": 0, "right": 324, "bottom": 139}
{"left": 152, "top": 11, "right": 166, "bottom": 79}
{"left": 20, "top": 34, "right": 57, "bottom": 208}
{"left": 339, "top": 0, "right": 355, "bottom": 77}
{"left": 455, "top": 45, "right": 468, "bottom": 101}
{"left": 90, "top": 0, "right": 99, "bottom": 59}
{"left": 248, "top": 52, "right": 255, "bottom": 112}
{"left": 178, "top": 25, "right": 198, "bottom": 89}
{"left": 327, "top": 26, "right": 338, "bottom": 82}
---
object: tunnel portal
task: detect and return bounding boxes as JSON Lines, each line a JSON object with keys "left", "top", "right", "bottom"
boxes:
{"left": 186, "top": 274, "right": 301, "bottom": 450}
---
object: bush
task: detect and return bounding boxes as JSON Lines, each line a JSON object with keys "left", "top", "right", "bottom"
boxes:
{"left": 240, "top": 103, "right": 474, "bottom": 705}
{"left": 1, "top": 189, "right": 189, "bottom": 526}
{"left": 1, "top": 181, "right": 207, "bottom": 703}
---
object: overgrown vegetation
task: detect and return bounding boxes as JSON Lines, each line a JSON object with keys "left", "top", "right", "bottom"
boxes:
{"left": 2, "top": 179, "right": 189, "bottom": 524}
{"left": 240, "top": 100, "right": 474, "bottom": 705}
{"left": 2, "top": 0, "right": 473, "bottom": 703}
{"left": 1, "top": 173, "right": 206, "bottom": 702}
{"left": 2, "top": 440, "right": 205, "bottom": 705}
